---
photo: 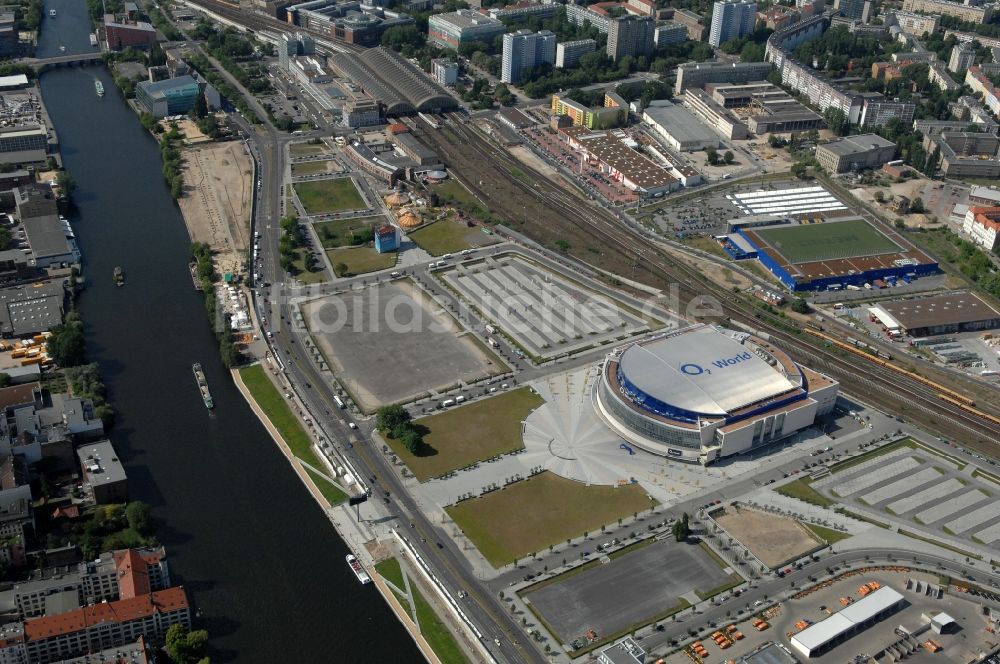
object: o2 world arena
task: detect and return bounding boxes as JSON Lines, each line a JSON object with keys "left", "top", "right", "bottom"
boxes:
{"left": 596, "top": 324, "right": 839, "bottom": 464}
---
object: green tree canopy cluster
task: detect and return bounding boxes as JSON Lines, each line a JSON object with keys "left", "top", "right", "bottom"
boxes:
{"left": 48, "top": 311, "right": 85, "bottom": 367}
{"left": 376, "top": 405, "right": 424, "bottom": 454}
{"left": 165, "top": 623, "right": 210, "bottom": 664}
{"left": 64, "top": 362, "right": 116, "bottom": 426}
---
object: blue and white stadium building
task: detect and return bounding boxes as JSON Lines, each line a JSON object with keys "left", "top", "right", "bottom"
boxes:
{"left": 596, "top": 324, "right": 839, "bottom": 464}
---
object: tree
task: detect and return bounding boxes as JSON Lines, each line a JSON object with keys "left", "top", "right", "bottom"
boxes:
{"left": 672, "top": 512, "right": 690, "bottom": 541}
{"left": 0, "top": 373, "right": 10, "bottom": 388}
{"left": 723, "top": 150, "right": 735, "bottom": 164}
{"left": 47, "top": 312, "right": 86, "bottom": 367}
{"left": 705, "top": 146, "right": 720, "bottom": 165}
{"left": 790, "top": 298, "right": 810, "bottom": 314}
{"left": 874, "top": 190, "right": 885, "bottom": 203}
{"left": 910, "top": 196, "right": 925, "bottom": 214}
{"left": 376, "top": 405, "right": 410, "bottom": 432}
{"left": 823, "top": 107, "right": 850, "bottom": 136}
{"left": 790, "top": 162, "right": 809, "bottom": 179}
{"left": 334, "top": 262, "right": 349, "bottom": 277}
{"left": 923, "top": 146, "right": 940, "bottom": 177}
{"left": 56, "top": 170, "right": 77, "bottom": 199}
{"left": 165, "top": 624, "right": 209, "bottom": 664}
{"left": 125, "top": 501, "right": 155, "bottom": 536}
{"left": 192, "top": 90, "right": 208, "bottom": 119}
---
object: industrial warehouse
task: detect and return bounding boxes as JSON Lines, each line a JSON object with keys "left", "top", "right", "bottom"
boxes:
{"left": 595, "top": 324, "right": 838, "bottom": 463}
{"left": 869, "top": 292, "right": 1000, "bottom": 337}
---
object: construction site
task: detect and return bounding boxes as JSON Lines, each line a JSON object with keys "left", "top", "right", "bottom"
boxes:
{"left": 178, "top": 141, "right": 254, "bottom": 279}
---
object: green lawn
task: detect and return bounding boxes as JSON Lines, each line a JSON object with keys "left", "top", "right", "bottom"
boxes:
{"left": 291, "top": 160, "right": 338, "bottom": 177}
{"left": 804, "top": 523, "right": 852, "bottom": 544}
{"left": 752, "top": 217, "right": 900, "bottom": 264}
{"left": 327, "top": 246, "right": 397, "bottom": 276}
{"left": 289, "top": 141, "right": 328, "bottom": 156}
{"left": 294, "top": 178, "right": 366, "bottom": 214}
{"left": 376, "top": 558, "right": 468, "bottom": 664}
{"left": 446, "top": 472, "right": 656, "bottom": 567}
{"left": 314, "top": 216, "right": 384, "bottom": 249}
{"left": 774, "top": 478, "right": 835, "bottom": 507}
{"left": 376, "top": 557, "right": 406, "bottom": 590}
{"left": 408, "top": 219, "right": 482, "bottom": 256}
{"left": 305, "top": 468, "right": 347, "bottom": 507}
{"left": 292, "top": 248, "right": 327, "bottom": 284}
{"left": 431, "top": 178, "right": 480, "bottom": 209}
{"left": 239, "top": 365, "right": 345, "bottom": 504}
{"left": 387, "top": 388, "right": 544, "bottom": 482}
{"left": 681, "top": 235, "right": 728, "bottom": 258}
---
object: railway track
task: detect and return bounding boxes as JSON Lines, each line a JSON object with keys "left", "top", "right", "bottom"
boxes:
{"left": 183, "top": 0, "right": 365, "bottom": 52}
{"left": 420, "top": 116, "right": 1000, "bottom": 450}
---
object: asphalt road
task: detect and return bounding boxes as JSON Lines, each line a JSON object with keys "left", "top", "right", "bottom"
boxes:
{"left": 241, "top": 127, "right": 544, "bottom": 664}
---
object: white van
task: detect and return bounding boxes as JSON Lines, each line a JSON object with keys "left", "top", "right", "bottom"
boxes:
{"left": 441, "top": 398, "right": 456, "bottom": 408}
{"left": 455, "top": 395, "right": 466, "bottom": 403}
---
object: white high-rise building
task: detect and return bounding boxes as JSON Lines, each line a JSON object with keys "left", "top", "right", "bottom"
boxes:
{"left": 501, "top": 29, "right": 556, "bottom": 84}
{"left": 708, "top": 0, "right": 757, "bottom": 47}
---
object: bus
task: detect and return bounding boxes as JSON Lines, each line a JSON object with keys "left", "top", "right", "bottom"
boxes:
{"left": 333, "top": 395, "right": 346, "bottom": 409}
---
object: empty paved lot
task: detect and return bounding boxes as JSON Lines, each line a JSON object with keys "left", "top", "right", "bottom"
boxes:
{"left": 302, "top": 281, "right": 503, "bottom": 411}
{"left": 525, "top": 540, "right": 730, "bottom": 643}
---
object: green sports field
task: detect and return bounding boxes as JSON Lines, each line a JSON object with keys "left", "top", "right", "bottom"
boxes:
{"left": 752, "top": 218, "right": 900, "bottom": 264}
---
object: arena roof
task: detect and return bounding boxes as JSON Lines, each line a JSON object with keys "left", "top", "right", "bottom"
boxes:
{"left": 618, "top": 325, "right": 796, "bottom": 416}
{"left": 330, "top": 47, "right": 458, "bottom": 115}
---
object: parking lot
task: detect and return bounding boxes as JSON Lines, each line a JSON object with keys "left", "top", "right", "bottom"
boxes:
{"left": 811, "top": 445, "right": 1000, "bottom": 548}
{"left": 523, "top": 539, "right": 732, "bottom": 645}
{"left": 300, "top": 280, "right": 505, "bottom": 412}
{"left": 439, "top": 254, "right": 651, "bottom": 360}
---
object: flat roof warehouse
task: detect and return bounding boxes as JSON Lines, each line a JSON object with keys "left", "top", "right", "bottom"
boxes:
{"left": 790, "top": 586, "right": 905, "bottom": 658}
{"left": 560, "top": 127, "right": 678, "bottom": 192}
{"left": 872, "top": 292, "right": 1000, "bottom": 333}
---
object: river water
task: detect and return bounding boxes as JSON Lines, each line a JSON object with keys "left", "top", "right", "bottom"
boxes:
{"left": 36, "top": 14, "right": 419, "bottom": 664}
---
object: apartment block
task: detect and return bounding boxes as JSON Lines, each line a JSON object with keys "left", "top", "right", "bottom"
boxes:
{"left": 901, "top": 0, "right": 992, "bottom": 23}
{"left": 607, "top": 15, "right": 655, "bottom": 61}
{"left": 501, "top": 29, "right": 555, "bottom": 84}
{"left": 709, "top": 0, "right": 757, "bottom": 47}
{"left": 555, "top": 39, "right": 596, "bottom": 68}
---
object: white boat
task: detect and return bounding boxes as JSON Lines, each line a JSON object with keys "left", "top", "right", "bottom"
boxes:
{"left": 59, "top": 44, "right": 65, "bottom": 52}
{"left": 95, "top": 80, "right": 104, "bottom": 97}
{"left": 89, "top": 33, "right": 98, "bottom": 46}
{"left": 48, "top": 9, "right": 55, "bottom": 17}
{"left": 346, "top": 554, "right": 371, "bottom": 585}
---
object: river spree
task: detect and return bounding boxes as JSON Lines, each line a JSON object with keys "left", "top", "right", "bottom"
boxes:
{"left": 38, "top": 55, "right": 418, "bottom": 664}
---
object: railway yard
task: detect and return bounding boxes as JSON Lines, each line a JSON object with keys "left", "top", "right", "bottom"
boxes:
{"left": 413, "top": 115, "right": 1000, "bottom": 453}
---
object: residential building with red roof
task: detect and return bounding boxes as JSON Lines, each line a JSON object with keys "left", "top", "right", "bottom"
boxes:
{"left": 22, "top": 587, "right": 189, "bottom": 663}
{"left": 963, "top": 206, "right": 1000, "bottom": 251}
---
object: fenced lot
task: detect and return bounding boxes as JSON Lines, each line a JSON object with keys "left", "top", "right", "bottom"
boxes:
{"left": 713, "top": 506, "right": 821, "bottom": 569}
